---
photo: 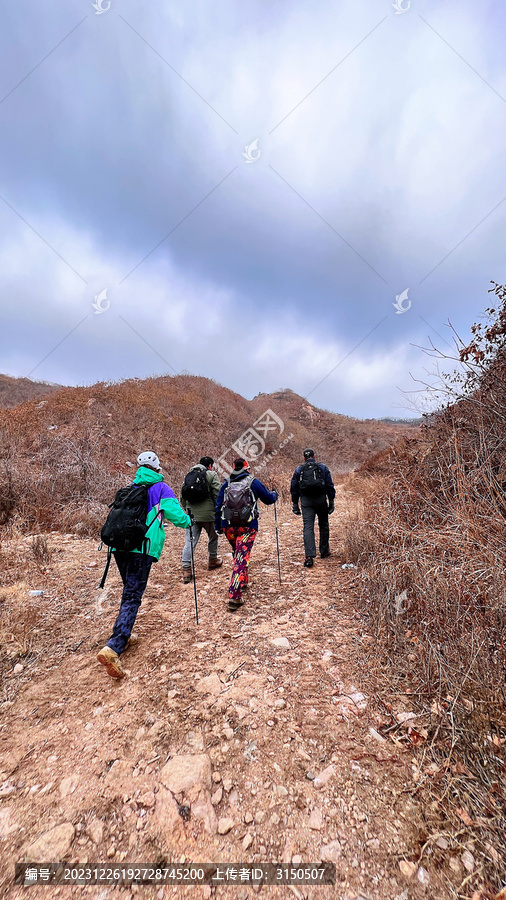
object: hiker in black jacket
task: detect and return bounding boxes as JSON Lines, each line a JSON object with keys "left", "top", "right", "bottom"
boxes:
{"left": 290, "top": 448, "right": 335, "bottom": 567}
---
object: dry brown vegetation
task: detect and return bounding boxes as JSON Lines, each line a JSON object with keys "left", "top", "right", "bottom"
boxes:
{"left": 344, "top": 286, "right": 506, "bottom": 898}
{"left": 0, "top": 375, "right": 415, "bottom": 538}
{"left": 0, "top": 375, "right": 62, "bottom": 409}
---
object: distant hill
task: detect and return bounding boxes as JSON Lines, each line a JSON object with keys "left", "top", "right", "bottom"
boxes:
{"left": 377, "top": 416, "right": 423, "bottom": 426}
{"left": 0, "top": 374, "right": 63, "bottom": 409}
{"left": 0, "top": 375, "right": 418, "bottom": 532}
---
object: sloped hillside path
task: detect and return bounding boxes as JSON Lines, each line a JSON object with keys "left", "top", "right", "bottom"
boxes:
{"left": 1, "top": 489, "right": 447, "bottom": 899}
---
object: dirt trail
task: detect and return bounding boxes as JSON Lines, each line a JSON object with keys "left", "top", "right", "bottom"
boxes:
{"left": 0, "top": 491, "right": 447, "bottom": 899}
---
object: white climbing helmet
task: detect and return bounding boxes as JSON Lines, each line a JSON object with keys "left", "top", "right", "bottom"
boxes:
{"left": 137, "top": 450, "right": 161, "bottom": 472}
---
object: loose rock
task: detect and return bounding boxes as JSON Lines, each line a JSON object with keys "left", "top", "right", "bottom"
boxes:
{"left": 270, "top": 637, "right": 291, "bottom": 650}
{"left": 398, "top": 860, "right": 417, "bottom": 881}
{"left": 217, "top": 817, "right": 234, "bottom": 835}
{"left": 24, "top": 823, "right": 75, "bottom": 862}
{"left": 87, "top": 820, "right": 103, "bottom": 845}
{"left": 160, "top": 755, "right": 212, "bottom": 793}
{"left": 313, "top": 765, "right": 335, "bottom": 789}
{"left": 308, "top": 808, "right": 323, "bottom": 830}
{"left": 320, "top": 841, "right": 342, "bottom": 864}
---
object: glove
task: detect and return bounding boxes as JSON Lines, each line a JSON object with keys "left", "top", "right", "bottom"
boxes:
{"left": 272, "top": 491, "right": 278, "bottom": 502}
{"left": 292, "top": 504, "right": 301, "bottom": 516}
{"left": 328, "top": 501, "right": 335, "bottom": 515}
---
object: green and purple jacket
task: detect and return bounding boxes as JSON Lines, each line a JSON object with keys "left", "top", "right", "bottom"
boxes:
{"left": 133, "top": 466, "right": 190, "bottom": 560}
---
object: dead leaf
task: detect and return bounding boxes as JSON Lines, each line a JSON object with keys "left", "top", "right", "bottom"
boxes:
{"left": 456, "top": 806, "right": 474, "bottom": 827}
{"left": 452, "top": 761, "right": 475, "bottom": 778}
{"left": 408, "top": 727, "right": 426, "bottom": 745}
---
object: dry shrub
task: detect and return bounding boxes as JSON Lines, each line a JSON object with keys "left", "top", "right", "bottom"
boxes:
{"left": 0, "top": 583, "right": 42, "bottom": 658}
{"left": 60, "top": 500, "right": 110, "bottom": 536}
{"left": 0, "top": 374, "right": 413, "bottom": 536}
{"left": 351, "top": 438, "right": 506, "bottom": 892}
{"left": 31, "top": 535, "right": 52, "bottom": 566}
{"left": 0, "top": 462, "right": 16, "bottom": 525}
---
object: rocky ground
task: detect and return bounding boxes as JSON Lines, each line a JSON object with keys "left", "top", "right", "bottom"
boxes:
{"left": 0, "top": 487, "right": 459, "bottom": 899}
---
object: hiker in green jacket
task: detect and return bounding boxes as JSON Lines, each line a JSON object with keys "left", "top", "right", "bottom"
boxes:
{"left": 180, "top": 456, "right": 222, "bottom": 583}
{"left": 97, "top": 451, "right": 190, "bottom": 679}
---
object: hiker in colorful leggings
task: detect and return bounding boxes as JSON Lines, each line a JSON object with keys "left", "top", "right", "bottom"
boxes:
{"left": 215, "top": 458, "right": 277, "bottom": 611}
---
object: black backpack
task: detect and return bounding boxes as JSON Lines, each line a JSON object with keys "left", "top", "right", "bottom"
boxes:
{"left": 222, "top": 475, "right": 257, "bottom": 525}
{"left": 99, "top": 484, "right": 150, "bottom": 588}
{"left": 181, "top": 467, "right": 210, "bottom": 504}
{"left": 299, "top": 460, "right": 326, "bottom": 495}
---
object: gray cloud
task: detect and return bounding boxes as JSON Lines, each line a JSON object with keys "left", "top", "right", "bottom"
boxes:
{"left": 0, "top": 0, "right": 505, "bottom": 416}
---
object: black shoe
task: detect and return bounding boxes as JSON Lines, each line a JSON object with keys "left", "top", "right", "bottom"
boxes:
{"left": 228, "top": 597, "right": 244, "bottom": 612}
{"left": 320, "top": 550, "right": 331, "bottom": 559}
{"left": 304, "top": 557, "right": 314, "bottom": 568}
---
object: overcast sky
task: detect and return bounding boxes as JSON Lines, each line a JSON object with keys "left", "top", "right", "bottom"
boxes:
{"left": 1, "top": 0, "right": 505, "bottom": 417}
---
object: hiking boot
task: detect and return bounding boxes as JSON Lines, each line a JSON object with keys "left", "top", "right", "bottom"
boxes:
{"left": 182, "top": 567, "right": 192, "bottom": 584}
{"left": 320, "top": 550, "right": 331, "bottom": 559}
{"left": 126, "top": 632, "right": 138, "bottom": 648}
{"left": 228, "top": 597, "right": 244, "bottom": 612}
{"left": 97, "top": 646, "right": 125, "bottom": 679}
{"left": 304, "top": 557, "right": 314, "bottom": 568}
{"left": 208, "top": 556, "right": 223, "bottom": 570}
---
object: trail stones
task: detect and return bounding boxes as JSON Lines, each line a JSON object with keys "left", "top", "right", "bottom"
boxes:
{"left": 59, "top": 776, "right": 77, "bottom": 798}
{"left": 369, "top": 727, "right": 387, "bottom": 744}
{"left": 217, "top": 817, "right": 234, "bottom": 834}
{"left": 243, "top": 832, "right": 253, "bottom": 850}
{"left": 320, "top": 841, "right": 342, "bottom": 864}
{"left": 270, "top": 637, "right": 291, "bottom": 650}
{"left": 398, "top": 860, "right": 417, "bottom": 880}
{"left": 195, "top": 674, "right": 222, "bottom": 697}
{"left": 160, "top": 755, "right": 212, "bottom": 794}
{"left": 308, "top": 808, "right": 324, "bottom": 830}
{"left": 87, "top": 820, "right": 103, "bottom": 845}
{"left": 0, "top": 783, "right": 16, "bottom": 799}
{"left": 191, "top": 788, "right": 217, "bottom": 834}
{"left": 153, "top": 787, "right": 183, "bottom": 839}
{"left": 138, "top": 790, "right": 155, "bottom": 808}
{"left": 211, "top": 787, "right": 223, "bottom": 805}
{"left": 24, "top": 823, "right": 75, "bottom": 861}
{"left": 313, "top": 765, "right": 335, "bottom": 789}
{"left": 0, "top": 808, "right": 18, "bottom": 838}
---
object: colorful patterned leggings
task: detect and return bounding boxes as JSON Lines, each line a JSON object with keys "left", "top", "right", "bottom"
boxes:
{"left": 225, "top": 526, "right": 257, "bottom": 600}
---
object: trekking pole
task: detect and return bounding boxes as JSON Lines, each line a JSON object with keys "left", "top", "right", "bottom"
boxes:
{"left": 189, "top": 512, "right": 199, "bottom": 624}
{"left": 273, "top": 500, "right": 282, "bottom": 584}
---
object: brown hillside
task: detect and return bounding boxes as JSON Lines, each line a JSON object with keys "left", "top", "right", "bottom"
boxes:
{"left": 0, "top": 374, "right": 63, "bottom": 409}
{"left": 0, "top": 375, "right": 416, "bottom": 534}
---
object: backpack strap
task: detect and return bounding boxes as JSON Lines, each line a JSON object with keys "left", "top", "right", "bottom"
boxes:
{"left": 246, "top": 474, "right": 258, "bottom": 520}
{"left": 99, "top": 546, "right": 112, "bottom": 589}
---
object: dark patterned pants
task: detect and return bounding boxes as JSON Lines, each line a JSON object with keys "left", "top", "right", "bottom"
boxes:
{"left": 225, "top": 526, "right": 257, "bottom": 600}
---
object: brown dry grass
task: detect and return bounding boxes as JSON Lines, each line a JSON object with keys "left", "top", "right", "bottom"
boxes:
{"left": 0, "top": 374, "right": 61, "bottom": 409}
{"left": 0, "top": 374, "right": 415, "bottom": 536}
{"left": 343, "top": 441, "right": 506, "bottom": 897}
